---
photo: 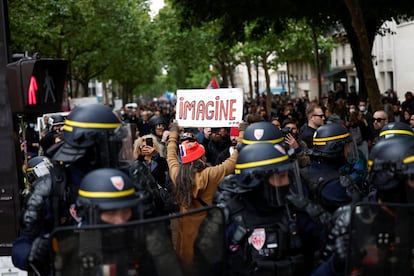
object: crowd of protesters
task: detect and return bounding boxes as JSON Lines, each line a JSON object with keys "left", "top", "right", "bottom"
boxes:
{"left": 118, "top": 87, "right": 414, "bottom": 158}
{"left": 14, "top": 85, "right": 414, "bottom": 275}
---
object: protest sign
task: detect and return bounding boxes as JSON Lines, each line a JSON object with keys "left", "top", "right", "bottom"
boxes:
{"left": 176, "top": 88, "right": 243, "bottom": 127}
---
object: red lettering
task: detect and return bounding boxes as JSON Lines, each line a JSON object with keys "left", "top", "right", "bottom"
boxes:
{"left": 219, "top": 99, "right": 228, "bottom": 120}
{"left": 196, "top": 101, "right": 205, "bottom": 120}
{"left": 205, "top": 101, "right": 214, "bottom": 120}
{"left": 183, "top": 101, "right": 196, "bottom": 119}
{"left": 179, "top": 97, "right": 184, "bottom": 119}
{"left": 178, "top": 95, "right": 238, "bottom": 123}
{"left": 215, "top": 96, "right": 220, "bottom": 120}
{"left": 229, "top": 99, "right": 236, "bottom": 120}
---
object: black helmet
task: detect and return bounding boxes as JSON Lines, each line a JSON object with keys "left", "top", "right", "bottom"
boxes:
{"left": 26, "top": 156, "right": 53, "bottom": 183}
{"left": 368, "top": 136, "right": 414, "bottom": 192}
{"left": 241, "top": 122, "right": 283, "bottom": 147}
{"left": 51, "top": 115, "right": 65, "bottom": 126}
{"left": 312, "top": 124, "right": 353, "bottom": 159}
{"left": 63, "top": 104, "right": 121, "bottom": 148}
{"left": 52, "top": 104, "right": 131, "bottom": 168}
{"left": 379, "top": 122, "right": 414, "bottom": 140}
{"left": 235, "top": 142, "right": 294, "bottom": 208}
{"left": 235, "top": 142, "right": 292, "bottom": 188}
{"left": 77, "top": 168, "right": 140, "bottom": 210}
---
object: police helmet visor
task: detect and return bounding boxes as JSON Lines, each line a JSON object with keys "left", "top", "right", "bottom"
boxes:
{"left": 264, "top": 175, "right": 291, "bottom": 207}
{"left": 236, "top": 159, "right": 293, "bottom": 188}
{"left": 52, "top": 143, "right": 87, "bottom": 163}
{"left": 345, "top": 137, "right": 359, "bottom": 164}
{"left": 98, "top": 124, "right": 134, "bottom": 168}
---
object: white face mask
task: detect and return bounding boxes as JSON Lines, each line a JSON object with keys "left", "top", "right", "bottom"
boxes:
{"left": 349, "top": 109, "right": 356, "bottom": 113}
{"left": 359, "top": 106, "right": 366, "bottom": 112}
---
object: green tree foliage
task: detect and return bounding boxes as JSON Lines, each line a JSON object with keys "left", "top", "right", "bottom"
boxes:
{"left": 172, "top": 0, "right": 414, "bottom": 110}
{"left": 8, "top": 0, "right": 159, "bottom": 102}
{"left": 153, "top": 3, "right": 228, "bottom": 90}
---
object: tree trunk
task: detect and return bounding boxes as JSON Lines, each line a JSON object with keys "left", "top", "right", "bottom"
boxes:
{"left": 287, "top": 61, "right": 292, "bottom": 96}
{"left": 227, "top": 64, "right": 235, "bottom": 88}
{"left": 245, "top": 57, "right": 254, "bottom": 101}
{"left": 262, "top": 54, "right": 272, "bottom": 116}
{"left": 343, "top": 0, "right": 382, "bottom": 111}
{"left": 311, "top": 26, "right": 322, "bottom": 100}
{"left": 102, "top": 80, "right": 108, "bottom": 105}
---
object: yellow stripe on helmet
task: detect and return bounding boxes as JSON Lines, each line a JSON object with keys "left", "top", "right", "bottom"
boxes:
{"left": 65, "top": 119, "right": 121, "bottom": 130}
{"left": 313, "top": 132, "right": 350, "bottom": 145}
{"left": 235, "top": 155, "right": 289, "bottom": 170}
{"left": 379, "top": 129, "right": 414, "bottom": 137}
{"left": 403, "top": 155, "right": 414, "bottom": 165}
{"left": 241, "top": 137, "right": 284, "bottom": 145}
{"left": 78, "top": 188, "right": 135, "bottom": 198}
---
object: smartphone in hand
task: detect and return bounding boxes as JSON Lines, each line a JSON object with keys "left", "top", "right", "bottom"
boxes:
{"left": 146, "top": 137, "right": 153, "bottom": 147}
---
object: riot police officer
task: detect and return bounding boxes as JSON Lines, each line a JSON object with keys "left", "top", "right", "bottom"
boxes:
{"left": 50, "top": 168, "right": 183, "bottom": 276}
{"left": 294, "top": 123, "right": 366, "bottom": 219}
{"left": 312, "top": 135, "right": 414, "bottom": 276}
{"left": 12, "top": 103, "right": 137, "bottom": 274}
{"left": 215, "top": 142, "right": 315, "bottom": 275}
{"left": 76, "top": 168, "right": 151, "bottom": 224}
{"left": 367, "top": 135, "right": 414, "bottom": 203}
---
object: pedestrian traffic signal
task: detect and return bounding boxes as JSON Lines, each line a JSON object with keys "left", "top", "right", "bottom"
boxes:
{"left": 7, "top": 58, "right": 68, "bottom": 114}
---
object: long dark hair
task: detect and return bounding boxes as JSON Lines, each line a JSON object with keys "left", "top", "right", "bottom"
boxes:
{"left": 174, "top": 159, "right": 206, "bottom": 208}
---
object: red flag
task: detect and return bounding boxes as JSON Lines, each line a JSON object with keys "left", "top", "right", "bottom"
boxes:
{"left": 206, "top": 76, "right": 220, "bottom": 89}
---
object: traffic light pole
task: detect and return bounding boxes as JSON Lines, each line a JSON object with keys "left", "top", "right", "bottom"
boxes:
{"left": 0, "top": 0, "right": 23, "bottom": 256}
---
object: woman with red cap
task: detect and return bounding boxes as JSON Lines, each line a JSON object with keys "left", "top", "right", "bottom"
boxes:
{"left": 167, "top": 121, "right": 245, "bottom": 270}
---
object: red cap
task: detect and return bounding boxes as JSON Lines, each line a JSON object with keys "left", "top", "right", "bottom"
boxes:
{"left": 179, "top": 140, "right": 206, "bottom": 164}
{"left": 230, "top": 127, "right": 239, "bottom": 137}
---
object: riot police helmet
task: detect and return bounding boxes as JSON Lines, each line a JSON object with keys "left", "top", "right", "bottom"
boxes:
{"left": 240, "top": 121, "right": 283, "bottom": 149}
{"left": 26, "top": 156, "right": 53, "bottom": 184}
{"left": 77, "top": 168, "right": 148, "bottom": 223}
{"left": 235, "top": 142, "right": 296, "bottom": 208}
{"left": 312, "top": 123, "right": 356, "bottom": 161}
{"left": 368, "top": 136, "right": 414, "bottom": 192}
{"left": 52, "top": 104, "right": 133, "bottom": 169}
{"left": 51, "top": 115, "right": 65, "bottom": 126}
{"left": 379, "top": 122, "right": 414, "bottom": 140}
{"left": 78, "top": 168, "right": 141, "bottom": 210}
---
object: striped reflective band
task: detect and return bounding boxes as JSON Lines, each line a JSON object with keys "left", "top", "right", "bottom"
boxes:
{"left": 403, "top": 155, "right": 414, "bottom": 164}
{"left": 78, "top": 188, "right": 135, "bottom": 198}
{"left": 63, "top": 119, "right": 121, "bottom": 132}
{"left": 380, "top": 130, "right": 414, "bottom": 137}
{"left": 241, "top": 137, "right": 284, "bottom": 145}
{"left": 368, "top": 155, "right": 414, "bottom": 171}
{"left": 235, "top": 155, "right": 289, "bottom": 171}
{"left": 313, "top": 132, "right": 350, "bottom": 145}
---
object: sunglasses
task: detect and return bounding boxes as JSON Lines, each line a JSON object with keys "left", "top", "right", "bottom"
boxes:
{"left": 373, "top": 117, "right": 386, "bottom": 123}
{"left": 312, "top": 114, "right": 325, "bottom": 118}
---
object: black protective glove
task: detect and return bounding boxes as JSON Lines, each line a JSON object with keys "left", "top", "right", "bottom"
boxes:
{"left": 331, "top": 205, "right": 351, "bottom": 259}
{"left": 28, "top": 234, "right": 51, "bottom": 274}
{"left": 286, "top": 194, "right": 332, "bottom": 226}
{"left": 327, "top": 205, "right": 351, "bottom": 273}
